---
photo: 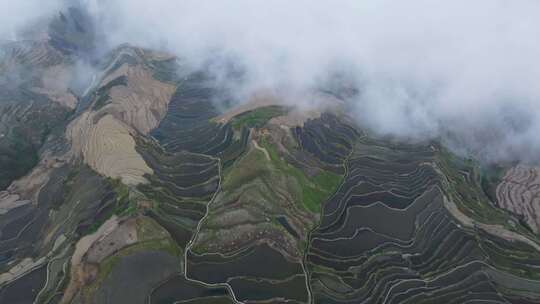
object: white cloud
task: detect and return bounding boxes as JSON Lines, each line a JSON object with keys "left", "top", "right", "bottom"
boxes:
{"left": 0, "top": 0, "right": 63, "bottom": 40}
{"left": 7, "top": 0, "right": 540, "bottom": 162}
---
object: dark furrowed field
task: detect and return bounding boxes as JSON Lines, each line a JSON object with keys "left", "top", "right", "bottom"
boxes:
{"left": 167, "top": 105, "right": 540, "bottom": 303}
{"left": 150, "top": 71, "right": 236, "bottom": 156}
{"left": 305, "top": 135, "right": 540, "bottom": 304}
{"left": 150, "top": 275, "right": 232, "bottom": 304}
{"left": 136, "top": 137, "right": 220, "bottom": 248}
{"left": 93, "top": 250, "right": 181, "bottom": 304}
{"left": 0, "top": 164, "right": 121, "bottom": 303}
{"left": 0, "top": 264, "right": 47, "bottom": 304}
{"left": 183, "top": 113, "right": 360, "bottom": 303}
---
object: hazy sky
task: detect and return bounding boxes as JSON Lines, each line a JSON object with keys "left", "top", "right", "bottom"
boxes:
{"left": 5, "top": 0, "right": 540, "bottom": 162}
{"left": 0, "top": 0, "right": 63, "bottom": 40}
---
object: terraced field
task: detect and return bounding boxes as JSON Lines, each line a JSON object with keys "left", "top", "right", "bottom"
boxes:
{"left": 72, "top": 87, "right": 540, "bottom": 303}
{"left": 496, "top": 165, "right": 540, "bottom": 234}
{"left": 306, "top": 136, "right": 540, "bottom": 303}
{"left": 0, "top": 40, "right": 75, "bottom": 190}
{"left": 0, "top": 164, "right": 121, "bottom": 304}
{"left": 136, "top": 137, "right": 220, "bottom": 249}
{"left": 183, "top": 113, "right": 359, "bottom": 303}
{"left": 1, "top": 14, "right": 540, "bottom": 303}
{"left": 151, "top": 71, "right": 235, "bottom": 156}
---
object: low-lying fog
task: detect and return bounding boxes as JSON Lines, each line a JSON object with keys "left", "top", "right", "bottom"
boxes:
{"left": 4, "top": 0, "right": 540, "bottom": 163}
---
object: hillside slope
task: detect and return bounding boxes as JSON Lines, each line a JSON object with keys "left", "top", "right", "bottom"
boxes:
{"left": 1, "top": 6, "right": 540, "bottom": 304}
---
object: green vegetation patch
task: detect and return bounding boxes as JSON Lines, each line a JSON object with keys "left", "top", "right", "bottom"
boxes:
{"left": 436, "top": 147, "right": 537, "bottom": 239}
{"left": 262, "top": 139, "right": 342, "bottom": 213}
{"left": 303, "top": 171, "right": 343, "bottom": 213}
{"left": 436, "top": 148, "right": 508, "bottom": 224}
{"left": 230, "top": 106, "right": 288, "bottom": 130}
{"left": 136, "top": 216, "right": 171, "bottom": 241}
{"left": 480, "top": 164, "right": 506, "bottom": 205}
{"left": 223, "top": 135, "right": 342, "bottom": 213}
{"left": 109, "top": 177, "right": 136, "bottom": 216}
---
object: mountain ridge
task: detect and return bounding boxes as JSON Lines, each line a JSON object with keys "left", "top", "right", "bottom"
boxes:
{"left": 0, "top": 5, "right": 540, "bottom": 304}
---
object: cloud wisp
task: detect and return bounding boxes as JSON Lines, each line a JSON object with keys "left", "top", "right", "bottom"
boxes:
{"left": 0, "top": 0, "right": 64, "bottom": 41}
{"left": 5, "top": 0, "right": 540, "bottom": 163}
